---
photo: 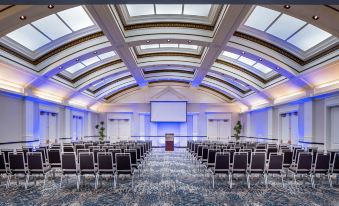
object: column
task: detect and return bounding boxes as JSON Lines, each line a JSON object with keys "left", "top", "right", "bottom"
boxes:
{"left": 23, "top": 99, "right": 34, "bottom": 141}
{"left": 303, "top": 100, "right": 313, "bottom": 142}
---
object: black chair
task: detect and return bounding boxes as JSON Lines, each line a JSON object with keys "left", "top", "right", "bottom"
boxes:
{"left": 109, "top": 149, "right": 122, "bottom": 167}
{"left": 63, "top": 146, "right": 74, "bottom": 153}
{"left": 115, "top": 153, "right": 134, "bottom": 187}
{"left": 312, "top": 153, "right": 331, "bottom": 188}
{"left": 60, "top": 152, "right": 79, "bottom": 190}
{"left": 266, "top": 153, "right": 284, "bottom": 188}
{"left": 97, "top": 152, "right": 116, "bottom": 188}
{"left": 125, "top": 149, "right": 140, "bottom": 176}
{"left": 93, "top": 149, "right": 105, "bottom": 165}
{"left": 26, "top": 152, "right": 51, "bottom": 189}
{"left": 48, "top": 149, "right": 61, "bottom": 178}
{"left": 0, "top": 152, "right": 9, "bottom": 188}
{"left": 8, "top": 152, "right": 27, "bottom": 188}
{"left": 289, "top": 152, "right": 313, "bottom": 187}
{"left": 209, "top": 152, "right": 230, "bottom": 188}
{"left": 248, "top": 152, "right": 266, "bottom": 188}
{"left": 231, "top": 152, "right": 249, "bottom": 189}
{"left": 79, "top": 152, "right": 97, "bottom": 189}
{"left": 282, "top": 151, "right": 293, "bottom": 172}
{"left": 331, "top": 153, "right": 339, "bottom": 185}
{"left": 204, "top": 149, "right": 220, "bottom": 170}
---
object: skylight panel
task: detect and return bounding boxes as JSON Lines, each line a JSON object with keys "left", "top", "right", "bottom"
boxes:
{"left": 244, "top": 6, "right": 280, "bottom": 31}
{"left": 66, "top": 63, "right": 85, "bottom": 73}
{"left": 183, "top": 4, "right": 211, "bottom": 16}
{"left": 82, "top": 56, "right": 101, "bottom": 66}
{"left": 6, "top": 24, "right": 51, "bottom": 51}
{"left": 57, "top": 6, "right": 94, "bottom": 31}
{"left": 238, "top": 56, "right": 256, "bottom": 66}
{"left": 126, "top": 4, "right": 154, "bottom": 16}
{"left": 155, "top": 4, "right": 182, "bottom": 14}
{"left": 140, "top": 44, "right": 159, "bottom": 49}
{"left": 179, "top": 44, "right": 198, "bottom": 49}
{"left": 32, "top": 14, "right": 72, "bottom": 40}
{"left": 222, "top": 51, "right": 240, "bottom": 59}
{"left": 266, "top": 14, "right": 306, "bottom": 40}
{"left": 98, "top": 51, "right": 116, "bottom": 60}
{"left": 287, "top": 24, "right": 332, "bottom": 51}
{"left": 253, "top": 63, "right": 272, "bottom": 74}
{"left": 159, "top": 44, "right": 178, "bottom": 48}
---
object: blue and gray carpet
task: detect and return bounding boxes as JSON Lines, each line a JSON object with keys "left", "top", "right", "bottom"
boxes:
{"left": 0, "top": 149, "right": 338, "bottom": 206}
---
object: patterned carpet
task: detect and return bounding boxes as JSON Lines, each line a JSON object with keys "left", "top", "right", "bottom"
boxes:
{"left": 0, "top": 149, "right": 339, "bottom": 206}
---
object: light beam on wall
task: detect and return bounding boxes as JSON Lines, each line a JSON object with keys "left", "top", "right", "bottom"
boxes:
{"left": 274, "top": 91, "right": 305, "bottom": 104}
{"left": 316, "top": 80, "right": 339, "bottom": 89}
{"left": 68, "top": 99, "right": 88, "bottom": 108}
{"left": 0, "top": 79, "right": 24, "bottom": 93}
{"left": 34, "top": 90, "right": 63, "bottom": 103}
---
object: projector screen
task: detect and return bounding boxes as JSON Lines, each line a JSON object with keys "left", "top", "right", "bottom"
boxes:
{"left": 151, "top": 101, "right": 187, "bottom": 122}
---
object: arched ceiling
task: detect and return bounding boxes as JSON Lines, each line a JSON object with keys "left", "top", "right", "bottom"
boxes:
{"left": 0, "top": 4, "right": 338, "bottom": 111}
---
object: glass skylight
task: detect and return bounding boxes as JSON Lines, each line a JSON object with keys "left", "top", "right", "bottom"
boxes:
{"left": 238, "top": 56, "right": 256, "bottom": 66}
{"left": 98, "top": 51, "right": 116, "bottom": 60}
{"left": 126, "top": 4, "right": 211, "bottom": 17}
{"left": 266, "top": 14, "right": 306, "bottom": 40}
{"left": 140, "top": 44, "right": 159, "bottom": 49}
{"left": 160, "top": 44, "right": 178, "bottom": 48}
{"left": 183, "top": 4, "right": 211, "bottom": 16}
{"left": 57, "top": 6, "right": 94, "bottom": 31}
{"left": 6, "top": 25, "right": 51, "bottom": 51}
{"left": 287, "top": 24, "right": 332, "bottom": 51}
{"left": 140, "top": 44, "right": 199, "bottom": 50}
{"left": 66, "top": 63, "right": 86, "bottom": 74}
{"left": 32, "top": 14, "right": 72, "bottom": 40}
{"left": 5, "top": 6, "right": 95, "bottom": 51}
{"left": 179, "top": 44, "right": 198, "bottom": 49}
{"left": 126, "top": 4, "right": 155, "bottom": 16}
{"left": 244, "top": 6, "right": 333, "bottom": 51}
{"left": 253, "top": 63, "right": 273, "bottom": 74}
{"left": 82, "top": 56, "right": 101, "bottom": 66}
{"left": 222, "top": 51, "right": 240, "bottom": 59}
{"left": 155, "top": 4, "right": 182, "bottom": 14}
{"left": 244, "top": 6, "right": 280, "bottom": 31}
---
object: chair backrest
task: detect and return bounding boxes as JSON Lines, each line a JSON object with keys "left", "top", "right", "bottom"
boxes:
{"left": 268, "top": 153, "right": 283, "bottom": 172}
{"left": 79, "top": 152, "right": 95, "bottom": 171}
{"left": 109, "top": 149, "right": 122, "bottom": 164}
{"left": 250, "top": 152, "right": 266, "bottom": 171}
{"left": 9, "top": 153, "right": 25, "bottom": 170}
{"left": 48, "top": 149, "right": 61, "bottom": 164}
{"left": 1, "top": 149, "right": 12, "bottom": 164}
{"left": 314, "top": 153, "right": 330, "bottom": 170}
{"left": 89, "top": 146, "right": 100, "bottom": 152}
{"left": 282, "top": 151, "right": 293, "bottom": 165}
{"left": 333, "top": 153, "right": 339, "bottom": 173}
{"left": 97, "top": 152, "right": 114, "bottom": 171}
{"left": 93, "top": 149, "right": 105, "bottom": 163}
{"left": 202, "top": 147, "right": 209, "bottom": 160}
{"left": 61, "top": 152, "right": 77, "bottom": 171}
{"left": 197, "top": 145, "right": 204, "bottom": 158}
{"left": 125, "top": 149, "right": 137, "bottom": 165}
{"left": 294, "top": 148, "right": 304, "bottom": 161}
{"left": 241, "top": 149, "right": 252, "bottom": 164}
{"left": 267, "top": 147, "right": 278, "bottom": 159}
{"left": 27, "top": 152, "right": 43, "bottom": 170}
{"left": 207, "top": 149, "right": 219, "bottom": 164}
{"left": 116, "top": 153, "right": 132, "bottom": 171}
{"left": 0, "top": 152, "right": 6, "bottom": 171}
{"left": 63, "top": 146, "right": 74, "bottom": 153}
{"left": 233, "top": 152, "right": 248, "bottom": 171}
{"left": 297, "top": 152, "right": 312, "bottom": 171}
{"left": 330, "top": 151, "right": 339, "bottom": 164}
{"left": 214, "top": 152, "right": 230, "bottom": 171}
{"left": 35, "top": 148, "right": 47, "bottom": 163}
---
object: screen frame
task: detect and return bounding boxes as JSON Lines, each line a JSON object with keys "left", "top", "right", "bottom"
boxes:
{"left": 150, "top": 101, "right": 188, "bottom": 123}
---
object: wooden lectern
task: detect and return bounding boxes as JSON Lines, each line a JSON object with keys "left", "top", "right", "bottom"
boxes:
{"left": 165, "top": 133, "right": 174, "bottom": 151}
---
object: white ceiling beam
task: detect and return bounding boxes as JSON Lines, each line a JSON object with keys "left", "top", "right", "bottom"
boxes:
{"left": 192, "top": 5, "right": 252, "bottom": 86}
{"left": 86, "top": 5, "right": 146, "bottom": 87}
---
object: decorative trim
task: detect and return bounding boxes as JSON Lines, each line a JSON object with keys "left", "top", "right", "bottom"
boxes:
{"left": 124, "top": 22, "right": 214, "bottom": 31}
{"left": 0, "top": 5, "right": 15, "bottom": 13}
{"left": 144, "top": 70, "right": 194, "bottom": 75}
{"left": 137, "top": 52, "right": 201, "bottom": 59}
{"left": 104, "top": 84, "right": 139, "bottom": 101}
{"left": 205, "top": 75, "right": 250, "bottom": 94}
{"left": 148, "top": 80, "right": 190, "bottom": 85}
{"left": 199, "top": 85, "right": 234, "bottom": 101}
{"left": 92, "top": 75, "right": 133, "bottom": 93}
{"left": 0, "top": 31, "right": 105, "bottom": 65}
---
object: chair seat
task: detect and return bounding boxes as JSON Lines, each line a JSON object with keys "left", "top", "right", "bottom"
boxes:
{"left": 289, "top": 167, "right": 310, "bottom": 174}
{"left": 211, "top": 168, "right": 230, "bottom": 174}
{"left": 313, "top": 169, "right": 329, "bottom": 174}
{"left": 29, "top": 166, "right": 51, "bottom": 174}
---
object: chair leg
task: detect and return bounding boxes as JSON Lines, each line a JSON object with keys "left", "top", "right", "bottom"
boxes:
{"left": 7, "top": 174, "right": 11, "bottom": 188}
{"left": 230, "top": 174, "right": 233, "bottom": 189}
{"left": 280, "top": 173, "right": 284, "bottom": 188}
{"left": 43, "top": 174, "right": 47, "bottom": 189}
{"left": 94, "top": 174, "right": 98, "bottom": 190}
{"left": 114, "top": 174, "right": 117, "bottom": 188}
{"left": 311, "top": 174, "right": 315, "bottom": 189}
{"left": 60, "top": 174, "right": 63, "bottom": 188}
{"left": 328, "top": 173, "right": 333, "bottom": 188}
{"left": 247, "top": 173, "right": 250, "bottom": 189}
{"left": 212, "top": 174, "right": 214, "bottom": 189}
{"left": 76, "top": 175, "right": 80, "bottom": 191}
{"left": 293, "top": 173, "right": 297, "bottom": 186}
{"left": 264, "top": 173, "right": 268, "bottom": 188}
{"left": 25, "top": 174, "right": 29, "bottom": 190}
{"left": 131, "top": 175, "right": 134, "bottom": 188}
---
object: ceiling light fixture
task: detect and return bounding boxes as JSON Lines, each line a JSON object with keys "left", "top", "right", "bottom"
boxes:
{"left": 241, "top": 51, "right": 245, "bottom": 54}
{"left": 276, "top": 67, "right": 280, "bottom": 70}
{"left": 146, "top": 40, "right": 150, "bottom": 43}
{"left": 47, "top": 5, "right": 54, "bottom": 9}
{"left": 58, "top": 66, "right": 62, "bottom": 69}
{"left": 312, "top": 15, "right": 319, "bottom": 20}
{"left": 284, "top": 5, "right": 291, "bottom": 9}
{"left": 76, "top": 58, "right": 79, "bottom": 61}
{"left": 93, "top": 51, "right": 97, "bottom": 54}
{"left": 188, "top": 40, "right": 192, "bottom": 43}
{"left": 167, "top": 40, "right": 171, "bottom": 42}
{"left": 259, "top": 58, "right": 263, "bottom": 61}
{"left": 19, "top": 15, "right": 26, "bottom": 20}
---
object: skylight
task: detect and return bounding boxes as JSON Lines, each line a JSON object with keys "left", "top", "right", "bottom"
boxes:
{"left": 253, "top": 63, "right": 273, "bottom": 74}
{"left": 244, "top": 6, "right": 333, "bottom": 51}
{"left": 140, "top": 44, "right": 199, "bottom": 50}
{"left": 98, "top": 51, "right": 116, "bottom": 60}
{"left": 126, "top": 4, "right": 211, "bottom": 17}
{"left": 5, "top": 6, "right": 95, "bottom": 51}
{"left": 66, "top": 63, "right": 85, "bottom": 74}
{"left": 222, "top": 51, "right": 240, "bottom": 59}
{"left": 82, "top": 56, "right": 101, "bottom": 66}
{"left": 238, "top": 56, "right": 256, "bottom": 66}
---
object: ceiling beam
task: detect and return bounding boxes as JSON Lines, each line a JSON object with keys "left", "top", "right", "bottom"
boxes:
{"left": 86, "top": 5, "right": 147, "bottom": 87}
{"left": 191, "top": 5, "right": 252, "bottom": 86}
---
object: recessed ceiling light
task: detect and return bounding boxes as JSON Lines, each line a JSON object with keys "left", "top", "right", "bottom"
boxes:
{"left": 93, "top": 51, "right": 97, "bottom": 54}
{"left": 167, "top": 40, "right": 171, "bottom": 42}
{"left": 241, "top": 51, "right": 245, "bottom": 54}
{"left": 19, "top": 15, "right": 26, "bottom": 20}
{"left": 188, "top": 40, "right": 192, "bottom": 43}
{"left": 58, "top": 66, "right": 62, "bottom": 69}
{"left": 76, "top": 58, "right": 79, "bottom": 61}
{"left": 146, "top": 40, "right": 150, "bottom": 43}
{"left": 284, "top": 5, "right": 291, "bottom": 9}
{"left": 276, "top": 67, "right": 280, "bottom": 70}
{"left": 312, "top": 15, "right": 319, "bottom": 20}
{"left": 47, "top": 5, "right": 54, "bottom": 9}
{"left": 259, "top": 58, "right": 262, "bottom": 61}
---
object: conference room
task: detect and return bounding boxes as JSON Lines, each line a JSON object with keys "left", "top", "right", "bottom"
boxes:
{"left": 0, "top": 2, "right": 338, "bottom": 205}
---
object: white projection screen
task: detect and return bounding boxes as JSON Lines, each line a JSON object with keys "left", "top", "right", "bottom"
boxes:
{"left": 151, "top": 101, "right": 187, "bottom": 122}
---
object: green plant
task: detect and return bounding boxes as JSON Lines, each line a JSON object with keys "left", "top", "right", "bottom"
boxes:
{"left": 233, "top": 120, "right": 242, "bottom": 141}
{"left": 95, "top": 121, "right": 105, "bottom": 141}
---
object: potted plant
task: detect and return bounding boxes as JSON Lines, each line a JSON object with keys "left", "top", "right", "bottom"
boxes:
{"left": 233, "top": 120, "right": 242, "bottom": 141}
{"left": 95, "top": 121, "right": 106, "bottom": 142}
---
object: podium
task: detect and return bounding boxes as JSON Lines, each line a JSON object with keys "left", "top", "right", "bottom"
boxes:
{"left": 165, "top": 133, "right": 174, "bottom": 151}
